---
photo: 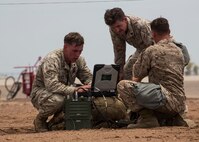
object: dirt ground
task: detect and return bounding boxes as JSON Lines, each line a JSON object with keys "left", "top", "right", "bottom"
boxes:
{"left": 0, "top": 76, "right": 199, "bottom": 142}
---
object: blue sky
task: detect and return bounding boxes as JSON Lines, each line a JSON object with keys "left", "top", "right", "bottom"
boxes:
{"left": 0, "top": 0, "right": 198, "bottom": 74}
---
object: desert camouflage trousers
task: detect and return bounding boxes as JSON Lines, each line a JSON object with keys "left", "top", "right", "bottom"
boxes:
{"left": 123, "top": 50, "right": 141, "bottom": 80}
{"left": 31, "top": 88, "right": 65, "bottom": 118}
{"left": 117, "top": 80, "right": 186, "bottom": 115}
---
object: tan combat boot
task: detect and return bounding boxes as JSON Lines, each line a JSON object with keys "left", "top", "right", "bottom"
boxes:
{"left": 127, "top": 109, "right": 159, "bottom": 128}
{"left": 34, "top": 114, "right": 48, "bottom": 132}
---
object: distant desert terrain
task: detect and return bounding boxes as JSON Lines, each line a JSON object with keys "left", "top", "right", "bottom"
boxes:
{"left": 0, "top": 76, "right": 199, "bottom": 142}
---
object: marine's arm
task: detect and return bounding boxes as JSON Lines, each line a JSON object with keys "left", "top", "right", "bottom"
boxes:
{"left": 76, "top": 57, "right": 93, "bottom": 85}
{"left": 42, "top": 59, "right": 76, "bottom": 96}
{"left": 173, "top": 41, "right": 190, "bottom": 66}
{"left": 133, "top": 48, "right": 152, "bottom": 82}
{"left": 110, "top": 29, "right": 126, "bottom": 80}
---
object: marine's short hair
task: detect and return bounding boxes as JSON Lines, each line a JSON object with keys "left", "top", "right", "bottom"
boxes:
{"left": 150, "top": 17, "right": 170, "bottom": 35}
{"left": 104, "top": 7, "right": 125, "bottom": 26}
{"left": 64, "top": 32, "right": 84, "bottom": 46}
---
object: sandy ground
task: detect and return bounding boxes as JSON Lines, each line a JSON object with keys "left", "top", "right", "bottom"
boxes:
{"left": 0, "top": 76, "right": 199, "bottom": 142}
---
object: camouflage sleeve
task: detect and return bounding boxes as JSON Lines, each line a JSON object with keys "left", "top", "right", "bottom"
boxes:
{"left": 42, "top": 59, "right": 76, "bottom": 96}
{"left": 133, "top": 48, "right": 151, "bottom": 80}
{"left": 173, "top": 41, "right": 190, "bottom": 66}
{"left": 110, "top": 29, "right": 126, "bottom": 70}
{"left": 76, "top": 57, "right": 93, "bottom": 84}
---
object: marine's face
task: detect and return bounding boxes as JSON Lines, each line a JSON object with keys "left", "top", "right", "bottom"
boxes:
{"left": 110, "top": 17, "right": 128, "bottom": 36}
{"left": 64, "top": 43, "right": 83, "bottom": 64}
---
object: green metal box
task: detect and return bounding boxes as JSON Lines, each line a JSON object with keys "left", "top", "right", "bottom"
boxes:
{"left": 64, "top": 98, "right": 92, "bottom": 130}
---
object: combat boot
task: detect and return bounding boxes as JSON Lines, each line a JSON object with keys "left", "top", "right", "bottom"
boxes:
{"left": 127, "top": 109, "right": 159, "bottom": 128}
{"left": 171, "top": 113, "right": 188, "bottom": 127}
{"left": 48, "top": 112, "right": 65, "bottom": 130}
{"left": 34, "top": 114, "right": 48, "bottom": 132}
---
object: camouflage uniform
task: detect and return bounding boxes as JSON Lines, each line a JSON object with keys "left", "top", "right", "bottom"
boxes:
{"left": 110, "top": 15, "right": 153, "bottom": 80}
{"left": 117, "top": 38, "right": 186, "bottom": 115}
{"left": 30, "top": 48, "right": 92, "bottom": 118}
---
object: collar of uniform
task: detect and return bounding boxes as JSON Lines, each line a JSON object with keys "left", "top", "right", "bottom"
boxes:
{"left": 60, "top": 50, "right": 70, "bottom": 70}
{"left": 60, "top": 49, "right": 77, "bottom": 70}
{"left": 126, "top": 16, "right": 133, "bottom": 37}
{"left": 169, "top": 35, "right": 175, "bottom": 42}
{"left": 126, "top": 16, "right": 139, "bottom": 38}
{"left": 62, "top": 59, "right": 77, "bottom": 72}
{"left": 157, "top": 38, "right": 173, "bottom": 45}
{"left": 63, "top": 62, "right": 77, "bottom": 71}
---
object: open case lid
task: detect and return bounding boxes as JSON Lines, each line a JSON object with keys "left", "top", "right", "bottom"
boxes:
{"left": 91, "top": 64, "right": 120, "bottom": 92}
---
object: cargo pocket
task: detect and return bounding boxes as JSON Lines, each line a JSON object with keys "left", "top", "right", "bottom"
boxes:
{"left": 132, "top": 82, "right": 166, "bottom": 109}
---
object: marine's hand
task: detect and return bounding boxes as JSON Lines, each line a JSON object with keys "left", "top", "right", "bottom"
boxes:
{"left": 76, "top": 84, "right": 91, "bottom": 93}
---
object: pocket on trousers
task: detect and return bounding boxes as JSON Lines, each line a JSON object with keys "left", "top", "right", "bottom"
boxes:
{"left": 133, "top": 82, "right": 166, "bottom": 109}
